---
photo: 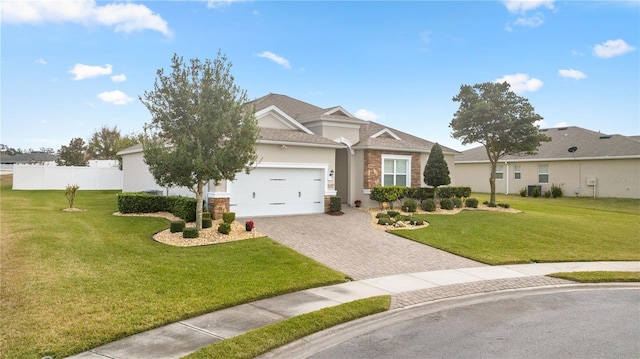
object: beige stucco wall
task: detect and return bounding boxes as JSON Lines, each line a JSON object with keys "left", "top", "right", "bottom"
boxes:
{"left": 305, "top": 122, "right": 360, "bottom": 145}
{"left": 454, "top": 158, "right": 640, "bottom": 199}
{"left": 121, "top": 151, "right": 194, "bottom": 197}
{"left": 257, "top": 113, "right": 292, "bottom": 130}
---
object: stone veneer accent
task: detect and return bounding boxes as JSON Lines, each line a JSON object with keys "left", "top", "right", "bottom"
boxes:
{"left": 208, "top": 197, "right": 230, "bottom": 220}
{"left": 323, "top": 195, "right": 332, "bottom": 213}
{"left": 363, "top": 150, "right": 422, "bottom": 189}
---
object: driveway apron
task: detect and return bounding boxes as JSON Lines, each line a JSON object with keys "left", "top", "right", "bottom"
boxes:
{"left": 245, "top": 207, "right": 484, "bottom": 280}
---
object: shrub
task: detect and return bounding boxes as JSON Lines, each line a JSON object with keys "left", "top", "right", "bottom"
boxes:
{"left": 402, "top": 199, "right": 418, "bottom": 212}
{"left": 387, "top": 210, "right": 400, "bottom": 218}
{"left": 421, "top": 199, "right": 436, "bottom": 212}
{"left": 440, "top": 198, "right": 454, "bottom": 210}
{"left": 405, "top": 187, "right": 434, "bottom": 201}
{"left": 409, "top": 219, "right": 424, "bottom": 226}
{"left": 369, "top": 186, "right": 407, "bottom": 208}
{"left": 329, "top": 196, "right": 342, "bottom": 212}
{"left": 487, "top": 202, "right": 497, "bottom": 207}
{"left": 116, "top": 193, "right": 198, "bottom": 222}
{"left": 465, "top": 198, "right": 479, "bottom": 208}
{"left": 218, "top": 222, "right": 231, "bottom": 235}
{"left": 452, "top": 197, "right": 463, "bottom": 208}
{"left": 453, "top": 187, "right": 472, "bottom": 199}
{"left": 551, "top": 184, "right": 563, "bottom": 198}
{"left": 436, "top": 186, "right": 454, "bottom": 199}
{"left": 498, "top": 203, "right": 510, "bottom": 209}
{"left": 202, "top": 218, "right": 212, "bottom": 229}
{"left": 519, "top": 188, "right": 527, "bottom": 197}
{"left": 377, "top": 218, "right": 394, "bottom": 225}
{"left": 376, "top": 213, "right": 390, "bottom": 219}
{"left": 170, "top": 220, "right": 185, "bottom": 233}
{"left": 183, "top": 228, "right": 199, "bottom": 238}
{"left": 65, "top": 183, "right": 80, "bottom": 209}
{"left": 532, "top": 187, "right": 541, "bottom": 198}
{"left": 202, "top": 212, "right": 211, "bottom": 219}
{"left": 169, "top": 196, "right": 198, "bottom": 222}
{"left": 544, "top": 190, "right": 552, "bottom": 198}
{"left": 223, "top": 212, "right": 236, "bottom": 224}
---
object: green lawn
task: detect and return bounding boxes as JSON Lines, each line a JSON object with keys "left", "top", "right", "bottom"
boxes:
{"left": 0, "top": 183, "right": 348, "bottom": 359}
{"left": 392, "top": 194, "right": 640, "bottom": 265}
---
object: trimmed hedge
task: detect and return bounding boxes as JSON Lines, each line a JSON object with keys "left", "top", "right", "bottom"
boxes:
{"left": 421, "top": 199, "right": 436, "bottom": 212}
{"left": 329, "top": 196, "right": 342, "bottom": 212}
{"left": 116, "top": 193, "right": 198, "bottom": 222}
{"left": 170, "top": 220, "right": 185, "bottom": 233}
{"left": 222, "top": 212, "right": 236, "bottom": 224}
{"left": 440, "top": 198, "right": 454, "bottom": 210}
{"left": 183, "top": 228, "right": 199, "bottom": 238}
{"left": 218, "top": 222, "right": 231, "bottom": 235}
{"left": 202, "top": 218, "right": 213, "bottom": 229}
{"left": 465, "top": 198, "right": 479, "bottom": 208}
{"left": 402, "top": 199, "right": 418, "bottom": 212}
{"left": 369, "top": 186, "right": 406, "bottom": 208}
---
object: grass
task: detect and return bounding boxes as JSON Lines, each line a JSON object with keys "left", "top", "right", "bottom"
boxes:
{"left": 391, "top": 194, "right": 640, "bottom": 265}
{"left": 0, "top": 180, "right": 348, "bottom": 359}
{"left": 185, "top": 296, "right": 391, "bottom": 359}
{"left": 549, "top": 271, "right": 640, "bottom": 283}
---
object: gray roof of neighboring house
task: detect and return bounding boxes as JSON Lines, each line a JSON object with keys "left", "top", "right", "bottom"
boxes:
{"left": 1, "top": 152, "right": 58, "bottom": 164}
{"left": 456, "top": 126, "right": 640, "bottom": 163}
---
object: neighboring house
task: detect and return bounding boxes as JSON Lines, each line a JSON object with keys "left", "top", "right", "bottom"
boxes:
{"left": 454, "top": 126, "right": 640, "bottom": 199}
{"left": 1, "top": 151, "right": 58, "bottom": 173}
{"left": 118, "top": 93, "right": 458, "bottom": 218}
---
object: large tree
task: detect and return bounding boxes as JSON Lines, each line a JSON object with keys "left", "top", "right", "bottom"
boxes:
{"left": 87, "top": 125, "right": 122, "bottom": 160}
{"left": 450, "top": 81, "right": 550, "bottom": 205}
{"left": 423, "top": 143, "right": 451, "bottom": 198}
{"left": 56, "top": 138, "right": 88, "bottom": 166}
{"left": 140, "top": 52, "right": 259, "bottom": 230}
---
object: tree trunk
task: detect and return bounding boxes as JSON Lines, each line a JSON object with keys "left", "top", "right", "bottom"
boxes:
{"left": 195, "top": 180, "right": 204, "bottom": 230}
{"left": 489, "top": 160, "right": 497, "bottom": 205}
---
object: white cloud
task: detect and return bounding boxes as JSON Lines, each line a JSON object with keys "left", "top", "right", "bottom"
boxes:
{"left": 535, "top": 119, "right": 547, "bottom": 128}
{"left": 70, "top": 63, "right": 113, "bottom": 80}
{"left": 35, "top": 58, "right": 47, "bottom": 65}
{"left": 558, "top": 69, "right": 587, "bottom": 80}
{"left": 0, "top": 0, "right": 172, "bottom": 36}
{"left": 503, "top": 0, "right": 555, "bottom": 14}
{"left": 553, "top": 121, "right": 568, "bottom": 128}
{"left": 97, "top": 90, "right": 132, "bottom": 105}
{"left": 207, "top": 0, "right": 245, "bottom": 9}
{"left": 495, "top": 73, "right": 544, "bottom": 93}
{"left": 111, "top": 74, "right": 126, "bottom": 82}
{"left": 512, "top": 14, "right": 544, "bottom": 28}
{"left": 593, "top": 39, "right": 635, "bottom": 58}
{"left": 257, "top": 51, "right": 291, "bottom": 69}
{"left": 355, "top": 109, "right": 380, "bottom": 121}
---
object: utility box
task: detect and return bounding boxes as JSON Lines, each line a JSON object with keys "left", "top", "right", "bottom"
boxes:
{"left": 527, "top": 185, "right": 542, "bottom": 196}
{"left": 586, "top": 177, "right": 597, "bottom": 186}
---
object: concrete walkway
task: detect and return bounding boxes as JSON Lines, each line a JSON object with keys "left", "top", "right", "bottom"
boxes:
{"left": 249, "top": 207, "right": 482, "bottom": 280}
{"left": 67, "top": 261, "right": 640, "bottom": 359}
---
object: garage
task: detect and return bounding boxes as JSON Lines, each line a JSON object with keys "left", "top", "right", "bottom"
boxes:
{"left": 229, "top": 167, "right": 326, "bottom": 217}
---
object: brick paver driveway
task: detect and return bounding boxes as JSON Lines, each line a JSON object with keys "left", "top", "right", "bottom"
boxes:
{"left": 247, "top": 207, "right": 484, "bottom": 280}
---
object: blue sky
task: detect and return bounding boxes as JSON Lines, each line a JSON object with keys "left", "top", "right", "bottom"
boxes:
{"left": 1, "top": 0, "right": 638, "bottom": 153}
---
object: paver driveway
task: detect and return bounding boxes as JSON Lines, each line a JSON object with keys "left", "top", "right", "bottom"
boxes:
{"left": 247, "top": 207, "right": 484, "bottom": 280}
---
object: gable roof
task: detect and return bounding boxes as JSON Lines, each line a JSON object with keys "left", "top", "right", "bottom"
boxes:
{"left": 356, "top": 121, "right": 459, "bottom": 154}
{"left": 250, "top": 93, "right": 361, "bottom": 125}
{"left": 456, "top": 126, "right": 640, "bottom": 163}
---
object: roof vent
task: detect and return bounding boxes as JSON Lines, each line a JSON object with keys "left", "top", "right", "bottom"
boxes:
{"left": 557, "top": 127, "right": 568, "bottom": 130}
{"left": 599, "top": 135, "right": 612, "bottom": 139}
{"left": 540, "top": 128, "right": 548, "bottom": 132}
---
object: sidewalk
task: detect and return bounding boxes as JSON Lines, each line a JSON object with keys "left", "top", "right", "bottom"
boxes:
{"left": 67, "top": 261, "right": 639, "bottom": 359}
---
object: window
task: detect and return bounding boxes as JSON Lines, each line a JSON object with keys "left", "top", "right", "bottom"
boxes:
{"left": 538, "top": 164, "right": 549, "bottom": 183}
{"left": 382, "top": 155, "right": 411, "bottom": 186}
{"left": 495, "top": 165, "right": 504, "bottom": 180}
{"left": 514, "top": 165, "right": 521, "bottom": 180}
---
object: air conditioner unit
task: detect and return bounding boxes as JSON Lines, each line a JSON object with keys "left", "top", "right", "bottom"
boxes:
{"left": 586, "top": 177, "right": 597, "bottom": 186}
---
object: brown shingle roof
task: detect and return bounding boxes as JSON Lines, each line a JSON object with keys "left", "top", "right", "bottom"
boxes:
{"left": 258, "top": 128, "right": 341, "bottom": 146}
{"left": 356, "top": 121, "right": 459, "bottom": 154}
{"left": 456, "top": 126, "right": 640, "bottom": 162}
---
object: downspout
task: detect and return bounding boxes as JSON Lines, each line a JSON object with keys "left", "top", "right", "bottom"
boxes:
{"left": 505, "top": 161, "right": 509, "bottom": 195}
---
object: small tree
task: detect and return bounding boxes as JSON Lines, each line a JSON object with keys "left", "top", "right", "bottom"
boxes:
{"left": 56, "top": 138, "right": 88, "bottom": 166}
{"left": 140, "top": 51, "right": 259, "bottom": 229}
{"left": 423, "top": 143, "right": 450, "bottom": 199}
{"left": 450, "top": 82, "right": 550, "bottom": 205}
{"left": 65, "top": 184, "right": 80, "bottom": 208}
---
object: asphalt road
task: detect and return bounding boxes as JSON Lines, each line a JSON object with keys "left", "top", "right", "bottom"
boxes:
{"left": 261, "top": 286, "right": 640, "bottom": 359}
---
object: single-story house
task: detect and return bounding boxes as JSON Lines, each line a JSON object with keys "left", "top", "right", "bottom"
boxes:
{"left": 118, "top": 93, "right": 459, "bottom": 218}
{"left": 454, "top": 126, "right": 640, "bottom": 199}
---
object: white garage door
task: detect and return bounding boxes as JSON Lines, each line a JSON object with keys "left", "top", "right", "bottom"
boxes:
{"left": 230, "top": 167, "right": 325, "bottom": 217}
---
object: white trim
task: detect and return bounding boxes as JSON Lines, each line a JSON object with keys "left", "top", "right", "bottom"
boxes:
{"left": 456, "top": 154, "right": 640, "bottom": 164}
{"left": 255, "top": 105, "right": 314, "bottom": 134}
{"left": 334, "top": 137, "right": 355, "bottom": 155}
{"left": 324, "top": 106, "right": 355, "bottom": 118}
{"left": 381, "top": 154, "right": 412, "bottom": 186}
{"left": 371, "top": 128, "right": 401, "bottom": 140}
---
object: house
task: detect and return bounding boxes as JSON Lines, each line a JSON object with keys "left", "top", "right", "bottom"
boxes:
{"left": 1, "top": 151, "right": 58, "bottom": 173}
{"left": 454, "top": 126, "right": 640, "bottom": 199}
{"left": 118, "top": 93, "right": 458, "bottom": 218}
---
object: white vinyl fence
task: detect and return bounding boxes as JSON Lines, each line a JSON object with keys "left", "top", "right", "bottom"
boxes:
{"left": 13, "top": 165, "right": 122, "bottom": 190}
